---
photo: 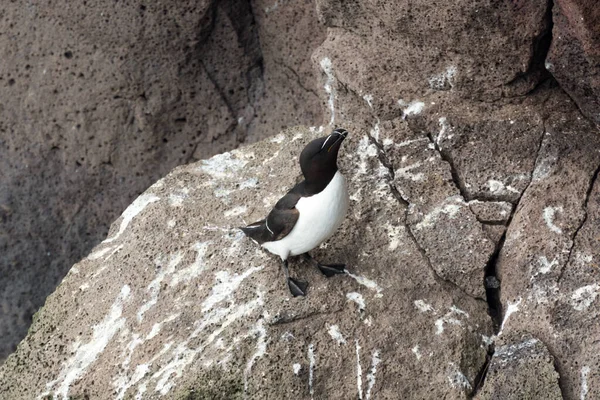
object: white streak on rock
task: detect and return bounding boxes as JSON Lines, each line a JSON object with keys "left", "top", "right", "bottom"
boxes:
{"left": 437, "top": 117, "right": 449, "bottom": 149}
{"left": 137, "top": 252, "right": 184, "bottom": 323}
{"left": 270, "top": 133, "right": 285, "bottom": 143}
{"left": 356, "top": 135, "right": 380, "bottom": 175}
{"left": 347, "top": 292, "right": 366, "bottom": 310}
{"left": 538, "top": 256, "right": 558, "bottom": 274}
{"left": 543, "top": 206, "right": 564, "bottom": 234}
{"left": 152, "top": 291, "right": 265, "bottom": 395}
{"left": 495, "top": 338, "right": 538, "bottom": 359}
{"left": 365, "top": 350, "right": 381, "bottom": 400}
{"left": 327, "top": 325, "right": 346, "bottom": 345}
{"left": 385, "top": 223, "right": 405, "bottom": 251}
{"left": 396, "top": 162, "right": 425, "bottom": 182}
{"left": 487, "top": 179, "right": 520, "bottom": 195}
{"left": 293, "top": 363, "right": 302, "bottom": 375}
{"left": 320, "top": 57, "right": 336, "bottom": 125}
{"left": 202, "top": 266, "right": 264, "bottom": 312}
{"left": 499, "top": 297, "right": 522, "bottom": 335}
{"left": 450, "top": 306, "right": 469, "bottom": 317}
{"left": 199, "top": 152, "right": 248, "bottom": 179}
{"left": 415, "top": 196, "right": 465, "bottom": 230}
{"left": 104, "top": 194, "right": 160, "bottom": 243}
{"left": 581, "top": 366, "right": 590, "bottom": 400}
{"left": 399, "top": 100, "right": 425, "bottom": 119}
{"left": 370, "top": 120, "right": 380, "bottom": 142}
{"left": 114, "top": 315, "right": 179, "bottom": 400}
{"left": 447, "top": 362, "right": 472, "bottom": 390}
{"left": 88, "top": 246, "right": 115, "bottom": 260}
{"left": 170, "top": 242, "right": 210, "bottom": 287}
{"left": 346, "top": 271, "right": 383, "bottom": 297}
{"left": 428, "top": 66, "right": 457, "bottom": 90}
{"left": 412, "top": 345, "right": 422, "bottom": 360}
{"left": 396, "top": 137, "right": 429, "bottom": 147}
{"left": 224, "top": 205, "right": 248, "bottom": 218}
{"left": 435, "top": 306, "right": 469, "bottom": 335}
{"left": 363, "top": 94, "right": 373, "bottom": 108}
{"left": 570, "top": 284, "right": 599, "bottom": 311}
{"left": 42, "top": 285, "right": 131, "bottom": 400}
{"left": 244, "top": 319, "right": 268, "bottom": 394}
{"left": 308, "top": 343, "right": 316, "bottom": 400}
{"left": 355, "top": 340, "right": 363, "bottom": 400}
{"left": 414, "top": 300, "right": 434, "bottom": 313}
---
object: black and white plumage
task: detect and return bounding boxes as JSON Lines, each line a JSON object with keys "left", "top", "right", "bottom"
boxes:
{"left": 241, "top": 128, "right": 350, "bottom": 296}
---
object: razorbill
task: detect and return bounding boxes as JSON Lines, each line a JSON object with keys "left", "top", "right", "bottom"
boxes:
{"left": 241, "top": 128, "right": 350, "bottom": 296}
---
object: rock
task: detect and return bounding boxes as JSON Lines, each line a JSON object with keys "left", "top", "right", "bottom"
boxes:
{"left": 312, "top": 0, "right": 551, "bottom": 123}
{"left": 0, "top": 127, "right": 492, "bottom": 399}
{"left": 0, "top": 0, "right": 324, "bottom": 362}
{"left": 468, "top": 201, "right": 513, "bottom": 224}
{"left": 494, "top": 91, "right": 600, "bottom": 399}
{"left": 373, "top": 119, "right": 495, "bottom": 299}
{"left": 476, "top": 336, "right": 563, "bottom": 400}
{"left": 547, "top": 0, "right": 600, "bottom": 125}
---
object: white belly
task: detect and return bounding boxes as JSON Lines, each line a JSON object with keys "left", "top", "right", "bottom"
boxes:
{"left": 262, "top": 171, "right": 349, "bottom": 260}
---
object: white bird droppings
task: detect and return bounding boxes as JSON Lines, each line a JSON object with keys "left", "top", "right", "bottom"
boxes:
{"left": 581, "top": 366, "right": 590, "bottom": 400}
{"left": 414, "top": 299, "right": 434, "bottom": 313}
{"left": 293, "top": 363, "right": 302, "bottom": 375}
{"left": 399, "top": 99, "right": 425, "bottom": 119}
{"left": 347, "top": 292, "right": 366, "bottom": 310}
{"left": 543, "top": 206, "right": 564, "bottom": 234}
{"left": 415, "top": 196, "right": 465, "bottom": 230}
{"left": 308, "top": 344, "right": 316, "bottom": 399}
{"left": 570, "top": 284, "right": 599, "bottom": 311}
{"left": 499, "top": 297, "right": 522, "bottom": 335}
{"left": 199, "top": 152, "right": 248, "bottom": 179}
{"left": 412, "top": 345, "right": 422, "bottom": 360}
{"left": 42, "top": 285, "right": 132, "bottom": 399}
{"left": 320, "top": 57, "right": 336, "bottom": 125}
{"left": 103, "top": 193, "right": 160, "bottom": 243}
{"left": 365, "top": 350, "right": 381, "bottom": 400}
{"left": 355, "top": 340, "right": 363, "bottom": 400}
{"left": 346, "top": 272, "right": 383, "bottom": 297}
{"left": 327, "top": 325, "right": 347, "bottom": 345}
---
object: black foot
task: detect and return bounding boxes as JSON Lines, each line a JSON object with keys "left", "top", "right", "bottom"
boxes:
{"left": 288, "top": 278, "right": 309, "bottom": 297}
{"left": 318, "top": 264, "right": 347, "bottom": 278}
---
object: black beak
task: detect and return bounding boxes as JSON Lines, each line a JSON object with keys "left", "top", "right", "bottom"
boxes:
{"left": 327, "top": 128, "right": 348, "bottom": 152}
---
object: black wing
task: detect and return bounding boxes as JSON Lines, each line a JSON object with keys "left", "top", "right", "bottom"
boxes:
{"left": 240, "top": 183, "right": 306, "bottom": 244}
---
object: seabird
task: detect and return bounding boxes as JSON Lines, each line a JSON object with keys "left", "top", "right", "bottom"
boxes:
{"left": 241, "top": 128, "right": 350, "bottom": 296}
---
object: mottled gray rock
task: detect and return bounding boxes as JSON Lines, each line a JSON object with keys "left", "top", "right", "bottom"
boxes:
{"left": 547, "top": 0, "right": 600, "bottom": 125}
{"left": 468, "top": 201, "right": 513, "bottom": 224}
{"left": 476, "top": 336, "right": 563, "bottom": 400}
{"left": 495, "top": 92, "right": 600, "bottom": 399}
{"left": 0, "top": 0, "right": 324, "bottom": 362}
{"left": 313, "top": 0, "right": 551, "bottom": 122}
{"left": 0, "top": 127, "right": 492, "bottom": 399}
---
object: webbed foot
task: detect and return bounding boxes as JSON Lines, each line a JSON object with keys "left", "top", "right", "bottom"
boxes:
{"left": 288, "top": 278, "right": 309, "bottom": 297}
{"left": 317, "top": 264, "right": 346, "bottom": 278}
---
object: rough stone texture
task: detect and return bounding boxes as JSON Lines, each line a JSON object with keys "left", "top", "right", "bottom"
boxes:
{"left": 0, "top": 127, "right": 492, "bottom": 399}
{"left": 495, "top": 91, "right": 600, "bottom": 399}
{"left": 374, "top": 119, "right": 495, "bottom": 299}
{"left": 313, "top": 0, "right": 551, "bottom": 121}
{"left": 547, "top": 0, "right": 600, "bottom": 125}
{"left": 0, "top": 0, "right": 324, "bottom": 362}
{"left": 476, "top": 336, "right": 563, "bottom": 400}
{"left": 468, "top": 201, "right": 513, "bottom": 224}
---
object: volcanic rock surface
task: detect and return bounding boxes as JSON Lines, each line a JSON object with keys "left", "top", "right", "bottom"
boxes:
{"left": 1, "top": 0, "right": 600, "bottom": 398}
{"left": 0, "top": 0, "right": 324, "bottom": 361}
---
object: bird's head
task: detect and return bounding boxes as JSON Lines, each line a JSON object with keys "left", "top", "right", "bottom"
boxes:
{"left": 299, "top": 128, "right": 348, "bottom": 185}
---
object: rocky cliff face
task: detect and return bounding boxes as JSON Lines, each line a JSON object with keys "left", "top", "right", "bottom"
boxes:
{"left": 1, "top": 0, "right": 600, "bottom": 398}
{"left": 0, "top": 0, "right": 324, "bottom": 361}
